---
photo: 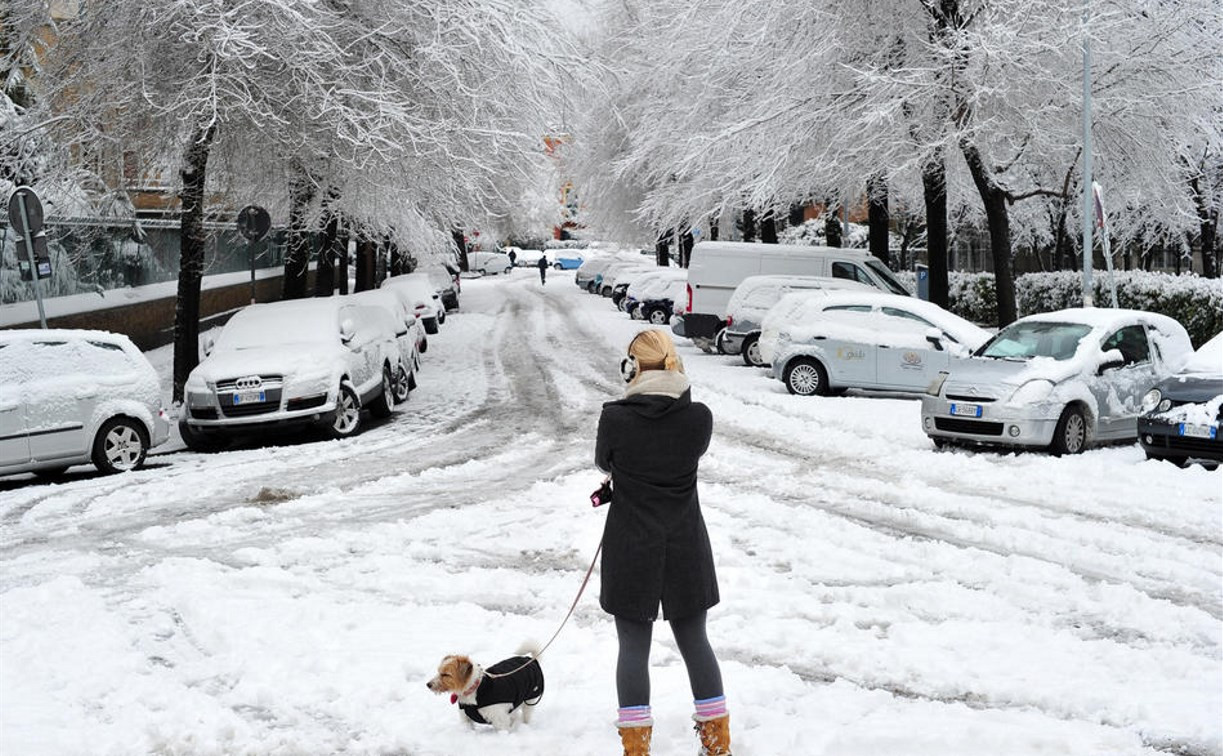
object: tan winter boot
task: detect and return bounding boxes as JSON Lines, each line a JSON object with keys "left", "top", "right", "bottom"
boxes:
{"left": 694, "top": 713, "right": 732, "bottom": 755}
{"left": 617, "top": 722, "right": 652, "bottom": 756}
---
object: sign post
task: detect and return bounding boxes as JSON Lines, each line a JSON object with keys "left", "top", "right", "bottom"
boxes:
{"left": 1092, "top": 182, "right": 1119, "bottom": 308}
{"left": 236, "top": 205, "right": 271, "bottom": 304}
{"left": 7, "top": 186, "right": 50, "bottom": 328}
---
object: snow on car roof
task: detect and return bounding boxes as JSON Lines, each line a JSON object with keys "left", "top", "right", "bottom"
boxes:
{"left": 0, "top": 328, "right": 136, "bottom": 347}
{"left": 775, "top": 290, "right": 991, "bottom": 349}
{"left": 1181, "top": 332, "right": 1223, "bottom": 375}
{"left": 1014, "top": 307, "right": 1194, "bottom": 369}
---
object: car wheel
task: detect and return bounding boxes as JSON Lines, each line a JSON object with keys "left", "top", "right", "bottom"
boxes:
{"left": 327, "top": 383, "right": 362, "bottom": 439}
{"left": 179, "top": 419, "right": 229, "bottom": 453}
{"left": 423, "top": 317, "right": 439, "bottom": 335}
{"left": 393, "top": 364, "right": 412, "bottom": 404}
{"left": 553, "top": 263, "right": 563, "bottom": 270}
{"left": 437, "top": 309, "right": 446, "bottom": 325}
{"left": 587, "top": 281, "right": 598, "bottom": 293}
{"left": 369, "top": 367, "right": 395, "bottom": 418}
{"left": 33, "top": 466, "right": 70, "bottom": 479}
{"left": 741, "top": 334, "right": 765, "bottom": 367}
{"left": 408, "top": 369, "right": 418, "bottom": 390}
{"left": 931, "top": 437, "right": 953, "bottom": 450}
{"left": 92, "top": 417, "right": 149, "bottom": 474}
{"left": 647, "top": 307, "right": 670, "bottom": 326}
{"left": 1049, "top": 405, "right": 1088, "bottom": 455}
{"left": 784, "top": 358, "right": 829, "bottom": 397}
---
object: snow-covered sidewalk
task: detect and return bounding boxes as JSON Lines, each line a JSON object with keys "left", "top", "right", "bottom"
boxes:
{"left": 1, "top": 270, "right": 1219, "bottom": 755}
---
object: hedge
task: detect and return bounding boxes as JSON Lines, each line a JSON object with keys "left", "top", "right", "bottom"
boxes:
{"left": 895, "top": 270, "right": 1222, "bottom": 348}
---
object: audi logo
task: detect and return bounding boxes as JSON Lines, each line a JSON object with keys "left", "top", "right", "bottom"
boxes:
{"left": 235, "top": 376, "right": 263, "bottom": 390}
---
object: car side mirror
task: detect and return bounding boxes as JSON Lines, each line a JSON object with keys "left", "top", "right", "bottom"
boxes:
{"left": 202, "top": 334, "right": 215, "bottom": 357}
{"left": 340, "top": 319, "right": 356, "bottom": 344}
{"left": 925, "top": 328, "right": 944, "bottom": 351}
{"left": 1097, "top": 348, "right": 1125, "bottom": 375}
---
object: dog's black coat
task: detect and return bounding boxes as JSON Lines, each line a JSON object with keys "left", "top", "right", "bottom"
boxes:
{"left": 459, "top": 656, "right": 544, "bottom": 725}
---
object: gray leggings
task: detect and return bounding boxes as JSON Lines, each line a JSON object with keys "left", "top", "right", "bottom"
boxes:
{"left": 615, "top": 611, "right": 724, "bottom": 707}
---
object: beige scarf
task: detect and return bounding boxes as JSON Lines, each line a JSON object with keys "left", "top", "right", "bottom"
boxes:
{"left": 625, "top": 370, "right": 690, "bottom": 399}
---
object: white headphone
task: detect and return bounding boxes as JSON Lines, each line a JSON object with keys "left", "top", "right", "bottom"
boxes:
{"left": 619, "top": 354, "right": 639, "bottom": 383}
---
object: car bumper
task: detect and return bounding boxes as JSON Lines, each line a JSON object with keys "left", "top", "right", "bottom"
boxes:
{"left": 1137, "top": 417, "right": 1223, "bottom": 461}
{"left": 721, "top": 330, "right": 748, "bottom": 355}
{"left": 673, "top": 313, "right": 723, "bottom": 342}
{"left": 921, "top": 395, "right": 1060, "bottom": 448}
{"left": 183, "top": 395, "right": 338, "bottom": 432}
{"left": 151, "top": 410, "right": 172, "bottom": 448}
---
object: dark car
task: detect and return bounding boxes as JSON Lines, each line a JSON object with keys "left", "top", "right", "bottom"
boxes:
{"left": 1139, "top": 332, "right": 1222, "bottom": 466}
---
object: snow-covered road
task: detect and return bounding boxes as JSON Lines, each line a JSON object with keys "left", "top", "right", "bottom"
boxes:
{"left": 2, "top": 271, "right": 1220, "bottom": 756}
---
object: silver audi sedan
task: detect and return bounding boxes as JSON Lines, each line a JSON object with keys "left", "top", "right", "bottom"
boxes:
{"left": 921, "top": 308, "right": 1194, "bottom": 454}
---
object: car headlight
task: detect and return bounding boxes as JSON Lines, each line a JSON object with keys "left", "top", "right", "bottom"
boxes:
{"left": 1141, "top": 388, "right": 1162, "bottom": 412}
{"left": 1008, "top": 379, "right": 1055, "bottom": 406}
{"left": 286, "top": 372, "right": 334, "bottom": 398}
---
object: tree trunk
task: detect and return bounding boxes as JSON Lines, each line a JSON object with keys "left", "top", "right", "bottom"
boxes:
{"left": 172, "top": 124, "right": 216, "bottom": 402}
{"left": 759, "top": 211, "right": 778, "bottom": 244}
{"left": 960, "top": 139, "right": 1017, "bottom": 326}
{"left": 923, "top": 152, "right": 950, "bottom": 308}
{"left": 389, "top": 235, "right": 404, "bottom": 278}
{"left": 452, "top": 229, "right": 469, "bottom": 272}
{"left": 336, "top": 228, "right": 350, "bottom": 294}
{"left": 681, "top": 230, "right": 695, "bottom": 266}
{"left": 315, "top": 208, "right": 339, "bottom": 297}
{"left": 788, "top": 203, "right": 806, "bottom": 228}
{"left": 741, "top": 209, "right": 757, "bottom": 243}
{"left": 710, "top": 215, "right": 720, "bottom": 241}
{"left": 1189, "top": 173, "right": 1219, "bottom": 278}
{"left": 354, "top": 233, "right": 376, "bottom": 292}
{"left": 824, "top": 203, "right": 842, "bottom": 248}
{"left": 655, "top": 233, "right": 671, "bottom": 266}
{"left": 282, "top": 166, "right": 315, "bottom": 300}
{"left": 868, "top": 175, "right": 890, "bottom": 266}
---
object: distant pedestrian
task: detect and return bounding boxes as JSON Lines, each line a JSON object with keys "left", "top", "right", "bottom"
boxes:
{"left": 507, "top": 249, "right": 517, "bottom": 266}
{"left": 537, "top": 254, "right": 548, "bottom": 285}
{"left": 595, "top": 330, "right": 732, "bottom": 756}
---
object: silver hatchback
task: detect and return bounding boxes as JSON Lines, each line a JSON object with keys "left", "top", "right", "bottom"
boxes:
{"left": 0, "top": 329, "right": 170, "bottom": 478}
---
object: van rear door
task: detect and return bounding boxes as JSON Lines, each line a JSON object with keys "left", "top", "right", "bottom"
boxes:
{"left": 689, "top": 246, "right": 760, "bottom": 318}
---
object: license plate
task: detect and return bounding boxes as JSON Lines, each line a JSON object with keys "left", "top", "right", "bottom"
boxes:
{"left": 950, "top": 403, "right": 983, "bottom": 418}
{"left": 1179, "top": 423, "right": 1217, "bottom": 439}
{"left": 233, "top": 389, "right": 265, "bottom": 405}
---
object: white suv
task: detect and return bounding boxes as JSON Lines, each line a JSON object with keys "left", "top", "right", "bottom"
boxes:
{"left": 181, "top": 298, "right": 400, "bottom": 449}
{"left": 0, "top": 329, "right": 170, "bottom": 478}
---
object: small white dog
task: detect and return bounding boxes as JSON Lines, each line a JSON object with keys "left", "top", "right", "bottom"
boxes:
{"left": 426, "top": 641, "right": 544, "bottom": 731}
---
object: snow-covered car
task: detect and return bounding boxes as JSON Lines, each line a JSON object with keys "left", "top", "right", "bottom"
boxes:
{"left": 722, "top": 275, "right": 874, "bottom": 366}
{"left": 766, "top": 292, "right": 991, "bottom": 397}
{"left": 574, "top": 257, "right": 618, "bottom": 290}
{"left": 548, "top": 250, "right": 586, "bottom": 270}
{"left": 623, "top": 270, "right": 686, "bottom": 318}
{"left": 181, "top": 299, "right": 400, "bottom": 449}
{"left": 514, "top": 248, "right": 546, "bottom": 267}
{"left": 469, "top": 251, "right": 513, "bottom": 275}
{"left": 382, "top": 273, "right": 444, "bottom": 334}
{"left": 425, "top": 262, "right": 461, "bottom": 311}
{"left": 1138, "top": 331, "right": 1222, "bottom": 466}
{"left": 921, "top": 308, "right": 1194, "bottom": 455}
{"left": 0, "top": 329, "right": 170, "bottom": 478}
{"left": 598, "top": 263, "right": 654, "bottom": 297}
{"left": 350, "top": 289, "right": 423, "bottom": 403}
{"left": 637, "top": 278, "right": 688, "bottom": 326}
{"left": 610, "top": 267, "right": 667, "bottom": 309}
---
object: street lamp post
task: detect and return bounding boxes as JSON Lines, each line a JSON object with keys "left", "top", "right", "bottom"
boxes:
{"left": 1081, "top": 3, "right": 1094, "bottom": 307}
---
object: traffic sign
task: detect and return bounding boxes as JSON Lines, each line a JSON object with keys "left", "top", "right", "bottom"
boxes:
{"left": 237, "top": 204, "right": 271, "bottom": 242}
{"left": 7, "top": 186, "right": 44, "bottom": 233}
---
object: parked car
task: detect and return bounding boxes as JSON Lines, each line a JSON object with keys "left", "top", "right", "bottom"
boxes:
{"left": 638, "top": 278, "right": 689, "bottom": 326}
{"left": 551, "top": 251, "right": 585, "bottom": 270}
{"left": 765, "top": 292, "right": 991, "bottom": 397}
{"left": 609, "top": 267, "right": 664, "bottom": 308}
{"left": 597, "top": 262, "right": 653, "bottom": 297}
{"left": 921, "top": 308, "right": 1194, "bottom": 455}
{"left": 382, "top": 273, "right": 444, "bottom": 334}
{"left": 350, "top": 289, "right": 422, "bottom": 403}
{"left": 674, "top": 241, "right": 912, "bottom": 352}
{"left": 624, "top": 270, "right": 687, "bottom": 318}
{"left": 575, "top": 257, "right": 618, "bottom": 290}
{"left": 722, "top": 275, "right": 875, "bottom": 366}
{"left": 426, "top": 262, "right": 461, "bottom": 311}
{"left": 469, "top": 251, "right": 514, "bottom": 275}
{"left": 0, "top": 329, "right": 170, "bottom": 478}
{"left": 1138, "top": 332, "right": 1222, "bottom": 466}
{"left": 180, "top": 299, "right": 401, "bottom": 450}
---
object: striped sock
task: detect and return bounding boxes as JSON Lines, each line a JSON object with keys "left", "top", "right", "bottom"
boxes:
{"left": 617, "top": 705, "right": 652, "bottom": 727}
{"left": 694, "top": 695, "right": 727, "bottom": 721}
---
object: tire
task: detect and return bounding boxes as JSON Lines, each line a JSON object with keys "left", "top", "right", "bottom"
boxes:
{"left": 1144, "top": 451, "right": 1187, "bottom": 466}
{"left": 783, "top": 357, "right": 829, "bottom": 397}
{"left": 1049, "top": 405, "right": 1089, "bottom": 455}
{"left": 369, "top": 367, "right": 395, "bottom": 418}
{"left": 91, "top": 417, "right": 149, "bottom": 474}
{"left": 423, "top": 317, "right": 439, "bottom": 335}
{"left": 393, "top": 364, "right": 412, "bottom": 404}
{"left": 931, "top": 437, "right": 952, "bottom": 449}
{"left": 587, "top": 281, "right": 598, "bottom": 293}
{"left": 647, "top": 307, "right": 670, "bottom": 326}
{"left": 408, "top": 369, "right": 418, "bottom": 391}
{"left": 419, "top": 336, "right": 428, "bottom": 354}
{"left": 437, "top": 308, "right": 446, "bottom": 325}
{"left": 553, "top": 263, "right": 563, "bottom": 270}
{"left": 179, "top": 419, "right": 229, "bottom": 453}
{"left": 326, "top": 383, "right": 362, "bottom": 439}
{"left": 741, "top": 333, "right": 764, "bottom": 367}
{"left": 714, "top": 328, "right": 729, "bottom": 355}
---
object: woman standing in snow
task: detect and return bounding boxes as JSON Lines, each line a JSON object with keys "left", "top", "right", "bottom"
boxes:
{"left": 595, "top": 329, "right": 732, "bottom": 756}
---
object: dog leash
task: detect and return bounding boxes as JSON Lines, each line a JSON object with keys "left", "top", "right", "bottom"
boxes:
{"left": 484, "top": 538, "right": 603, "bottom": 679}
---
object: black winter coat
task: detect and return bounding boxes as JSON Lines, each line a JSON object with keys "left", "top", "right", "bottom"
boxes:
{"left": 594, "top": 387, "right": 718, "bottom": 621}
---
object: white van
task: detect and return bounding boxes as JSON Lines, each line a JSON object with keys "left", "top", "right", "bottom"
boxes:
{"left": 672, "top": 241, "right": 911, "bottom": 351}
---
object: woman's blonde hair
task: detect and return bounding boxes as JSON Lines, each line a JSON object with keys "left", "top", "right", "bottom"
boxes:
{"left": 627, "top": 329, "right": 683, "bottom": 374}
